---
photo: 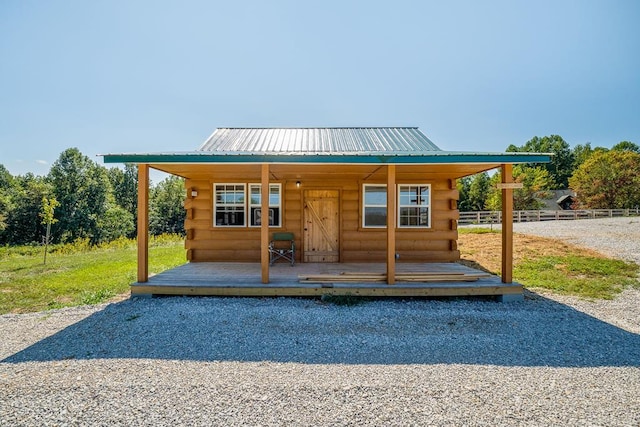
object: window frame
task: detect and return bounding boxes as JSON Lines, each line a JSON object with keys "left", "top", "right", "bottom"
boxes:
{"left": 213, "top": 183, "right": 247, "bottom": 227}
{"left": 397, "top": 184, "right": 431, "bottom": 228}
{"left": 248, "top": 183, "right": 282, "bottom": 228}
{"left": 362, "top": 184, "right": 388, "bottom": 228}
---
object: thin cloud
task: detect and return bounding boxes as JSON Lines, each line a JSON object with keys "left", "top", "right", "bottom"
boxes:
{"left": 36, "top": 160, "right": 48, "bottom": 165}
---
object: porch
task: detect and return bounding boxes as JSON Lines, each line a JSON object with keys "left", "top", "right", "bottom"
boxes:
{"left": 132, "top": 262, "right": 523, "bottom": 300}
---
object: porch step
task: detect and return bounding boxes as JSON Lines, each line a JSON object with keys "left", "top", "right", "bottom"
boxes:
{"left": 298, "top": 271, "right": 491, "bottom": 284}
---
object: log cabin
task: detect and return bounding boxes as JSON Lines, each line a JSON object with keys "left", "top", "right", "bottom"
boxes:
{"left": 102, "top": 127, "right": 551, "bottom": 300}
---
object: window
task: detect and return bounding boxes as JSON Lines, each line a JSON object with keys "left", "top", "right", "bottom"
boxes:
{"left": 214, "top": 184, "right": 245, "bottom": 226}
{"left": 363, "top": 184, "right": 387, "bottom": 227}
{"left": 249, "top": 183, "right": 281, "bottom": 227}
{"left": 398, "top": 184, "right": 430, "bottom": 227}
{"left": 213, "top": 183, "right": 282, "bottom": 228}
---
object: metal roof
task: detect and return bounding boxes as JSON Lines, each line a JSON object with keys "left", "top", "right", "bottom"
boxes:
{"left": 101, "top": 127, "right": 552, "bottom": 165}
{"left": 198, "top": 127, "right": 441, "bottom": 154}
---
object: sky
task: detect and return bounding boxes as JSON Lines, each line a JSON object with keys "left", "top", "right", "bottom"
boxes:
{"left": 1, "top": 0, "right": 639, "bottom": 178}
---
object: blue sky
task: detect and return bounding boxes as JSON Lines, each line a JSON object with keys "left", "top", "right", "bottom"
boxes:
{"left": 1, "top": 0, "right": 639, "bottom": 177}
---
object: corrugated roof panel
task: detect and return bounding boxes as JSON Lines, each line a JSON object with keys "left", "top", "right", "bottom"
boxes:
{"left": 198, "top": 127, "right": 442, "bottom": 154}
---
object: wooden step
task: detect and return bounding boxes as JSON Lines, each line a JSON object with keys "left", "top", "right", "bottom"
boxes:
{"left": 298, "top": 270, "right": 489, "bottom": 283}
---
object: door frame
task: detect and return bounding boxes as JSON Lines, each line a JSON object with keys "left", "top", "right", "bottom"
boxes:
{"left": 301, "top": 188, "right": 342, "bottom": 263}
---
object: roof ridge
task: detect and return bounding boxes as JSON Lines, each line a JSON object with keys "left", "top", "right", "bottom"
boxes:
{"left": 218, "top": 126, "right": 419, "bottom": 130}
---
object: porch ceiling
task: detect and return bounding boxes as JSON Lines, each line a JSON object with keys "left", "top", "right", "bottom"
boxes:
{"left": 149, "top": 163, "right": 501, "bottom": 180}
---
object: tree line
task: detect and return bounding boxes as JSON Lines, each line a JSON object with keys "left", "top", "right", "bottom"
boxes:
{"left": 0, "top": 148, "right": 185, "bottom": 246}
{"left": 457, "top": 135, "right": 640, "bottom": 211}
{"left": 1, "top": 137, "right": 638, "bottom": 247}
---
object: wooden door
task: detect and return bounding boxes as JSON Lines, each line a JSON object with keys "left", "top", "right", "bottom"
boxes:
{"left": 303, "top": 190, "right": 339, "bottom": 262}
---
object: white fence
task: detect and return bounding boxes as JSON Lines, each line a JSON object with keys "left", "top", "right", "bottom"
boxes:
{"left": 459, "top": 208, "right": 640, "bottom": 225}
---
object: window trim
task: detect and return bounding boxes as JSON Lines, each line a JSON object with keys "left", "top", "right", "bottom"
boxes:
{"left": 248, "top": 183, "right": 282, "bottom": 228}
{"left": 213, "top": 183, "right": 247, "bottom": 227}
{"left": 362, "top": 183, "right": 388, "bottom": 228}
{"left": 397, "top": 184, "right": 431, "bottom": 228}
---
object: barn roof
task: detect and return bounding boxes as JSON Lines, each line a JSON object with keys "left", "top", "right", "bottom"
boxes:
{"left": 102, "top": 127, "right": 551, "bottom": 165}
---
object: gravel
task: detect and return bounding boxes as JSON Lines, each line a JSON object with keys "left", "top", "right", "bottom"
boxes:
{"left": 1, "top": 218, "right": 639, "bottom": 426}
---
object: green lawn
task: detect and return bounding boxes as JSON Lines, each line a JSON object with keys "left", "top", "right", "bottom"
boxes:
{"left": 2, "top": 232, "right": 639, "bottom": 314}
{"left": 515, "top": 255, "right": 640, "bottom": 300}
{"left": 0, "top": 236, "right": 186, "bottom": 314}
{"left": 459, "top": 227, "right": 640, "bottom": 299}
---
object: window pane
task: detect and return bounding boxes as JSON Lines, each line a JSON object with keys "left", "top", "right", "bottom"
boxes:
{"left": 250, "top": 185, "right": 260, "bottom": 205}
{"left": 364, "top": 207, "right": 387, "bottom": 227}
{"left": 215, "top": 206, "right": 245, "bottom": 226}
{"left": 248, "top": 184, "right": 281, "bottom": 227}
{"left": 399, "top": 187, "right": 413, "bottom": 206}
{"left": 251, "top": 207, "right": 280, "bottom": 226}
{"left": 399, "top": 207, "right": 429, "bottom": 227}
{"left": 269, "top": 184, "right": 280, "bottom": 205}
{"left": 418, "top": 186, "right": 429, "bottom": 205}
{"left": 364, "top": 186, "right": 386, "bottom": 205}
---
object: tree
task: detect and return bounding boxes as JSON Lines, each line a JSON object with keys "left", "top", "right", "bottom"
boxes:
{"left": 572, "top": 143, "right": 609, "bottom": 171}
{"left": 48, "top": 148, "right": 111, "bottom": 243}
{"left": 95, "top": 203, "right": 135, "bottom": 243}
{"left": 457, "top": 173, "right": 492, "bottom": 212}
{"left": 508, "top": 135, "right": 574, "bottom": 189}
{"left": 485, "top": 165, "right": 553, "bottom": 211}
{"left": 569, "top": 150, "right": 640, "bottom": 209}
{"left": 467, "top": 172, "right": 491, "bottom": 211}
{"left": 107, "top": 164, "right": 138, "bottom": 236}
{"left": 40, "top": 196, "right": 60, "bottom": 264}
{"left": 149, "top": 176, "right": 186, "bottom": 235}
{"left": 611, "top": 141, "right": 639, "bottom": 153}
{"left": 0, "top": 165, "right": 14, "bottom": 234}
{"left": 2, "top": 174, "right": 53, "bottom": 245}
{"left": 456, "top": 177, "right": 471, "bottom": 211}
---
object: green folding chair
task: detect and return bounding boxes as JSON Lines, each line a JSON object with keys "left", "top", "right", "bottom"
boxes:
{"left": 269, "top": 232, "right": 295, "bottom": 266}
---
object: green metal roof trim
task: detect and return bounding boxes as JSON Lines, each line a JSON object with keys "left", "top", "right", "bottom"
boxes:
{"left": 102, "top": 127, "right": 552, "bottom": 164}
{"left": 103, "top": 152, "right": 551, "bottom": 165}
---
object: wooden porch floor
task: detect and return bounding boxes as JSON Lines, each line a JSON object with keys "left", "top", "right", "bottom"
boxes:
{"left": 132, "top": 262, "right": 522, "bottom": 298}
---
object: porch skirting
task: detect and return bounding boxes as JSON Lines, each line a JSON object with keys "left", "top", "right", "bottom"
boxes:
{"left": 132, "top": 262, "right": 522, "bottom": 299}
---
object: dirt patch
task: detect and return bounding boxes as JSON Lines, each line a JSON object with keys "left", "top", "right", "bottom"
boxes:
{"left": 458, "top": 232, "right": 607, "bottom": 274}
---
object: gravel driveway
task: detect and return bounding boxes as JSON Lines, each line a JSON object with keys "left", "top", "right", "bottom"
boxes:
{"left": 1, "top": 218, "right": 639, "bottom": 426}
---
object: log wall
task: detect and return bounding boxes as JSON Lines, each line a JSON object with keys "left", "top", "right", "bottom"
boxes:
{"left": 182, "top": 165, "right": 460, "bottom": 263}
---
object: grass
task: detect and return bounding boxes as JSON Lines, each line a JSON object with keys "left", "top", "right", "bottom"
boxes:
{"left": 514, "top": 255, "right": 639, "bottom": 299}
{"left": 458, "top": 227, "right": 640, "bottom": 300}
{"left": 0, "top": 235, "right": 186, "bottom": 314}
{"left": 1, "top": 229, "right": 638, "bottom": 314}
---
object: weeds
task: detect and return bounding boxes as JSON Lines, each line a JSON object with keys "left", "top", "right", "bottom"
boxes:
{"left": 458, "top": 227, "right": 499, "bottom": 235}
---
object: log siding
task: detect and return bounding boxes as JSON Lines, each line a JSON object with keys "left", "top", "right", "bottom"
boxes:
{"left": 183, "top": 165, "right": 460, "bottom": 263}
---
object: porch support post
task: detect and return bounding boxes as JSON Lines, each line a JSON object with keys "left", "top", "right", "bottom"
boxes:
{"left": 261, "top": 163, "right": 270, "bottom": 284}
{"left": 137, "top": 164, "right": 149, "bottom": 283}
{"left": 387, "top": 164, "right": 396, "bottom": 285}
{"left": 501, "top": 163, "right": 514, "bottom": 284}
